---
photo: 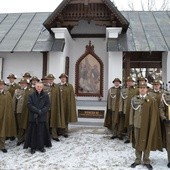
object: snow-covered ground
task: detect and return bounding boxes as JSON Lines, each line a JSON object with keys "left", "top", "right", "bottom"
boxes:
{"left": 0, "top": 125, "right": 169, "bottom": 170}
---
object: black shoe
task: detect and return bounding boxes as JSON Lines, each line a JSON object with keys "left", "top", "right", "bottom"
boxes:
{"left": 130, "top": 162, "right": 140, "bottom": 168}
{"left": 16, "top": 141, "right": 24, "bottom": 146}
{"left": 110, "top": 135, "right": 117, "bottom": 139}
{"left": 52, "top": 137, "right": 60, "bottom": 142}
{"left": 31, "top": 149, "right": 36, "bottom": 154}
{"left": 144, "top": 164, "right": 153, "bottom": 170}
{"left": 124, "top": 139, "right": 130, "bottom": 143}
{"left": 40, "top": 148, "right": 46, "bottom": 153}
{"left": 63, "top": 134, "right": 68, "bottom": 138}
{"left": 10, "top": 137, "right": 15, "bottom": 141}
{"left": 1, "top": 149, "right": 7, "bottom": 153}
{"left": 167, "top": 162, "right": 170, "bottom": 168}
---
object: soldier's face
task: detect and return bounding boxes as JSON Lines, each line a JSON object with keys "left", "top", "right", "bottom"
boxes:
{"left": 31, "top": 80, "right": 38, "bottom": 85}
{"left": 153, "top": 84, "right": 161, "bottom": 90}
{"left": 60, "top": 77, "right": 67, "bottom": 83}
{"left": 20, "top": 83, "right": 27, "bottom": 88}
{"left": 42, "top": 80, "right": 48, "bottom": 84}
{"left": 47, "top": 79, "right": 54, "bottom": 84}
{"left": 114, "top": 81, "right": 120, "bottom": 87}
{"left": 139, "top": 87, "right": 148, "bottom": 95}
{"left": 0, "top": 84, "right": 4, "bottom": 90}
{"left": 9, "top": 78, "right": 15, "bottom": 83}
{"left": 126, "top": 80, "right": 134, "bottom": 87}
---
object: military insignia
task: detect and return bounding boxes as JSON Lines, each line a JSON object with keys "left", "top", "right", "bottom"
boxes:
{"left": 145, "top": 98, "right": 150, "bottom": 102}
{"left": 59, "top": 85, "right": 64, "bottom": 92}
{"left": 43, "top": 85, "right": 51, "bottom": 96}
{"left": 0, "top": 91, "right": 5, "bottom": 95}
{"left": 15, "top": 89, "right": 24, "bottom": 100}
{"left": 121, "top": 88, "right": 128, "bottom": 99}
{"left": 162, "top": 92, "right": 170, "bottom": 106}
{"left": 131, "top": 96, "right": 143, "bottom": 110}
{"left": 109, "top": 88, "right": 116, "bottom": 98}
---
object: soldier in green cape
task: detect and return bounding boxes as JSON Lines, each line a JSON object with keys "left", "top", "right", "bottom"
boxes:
{"left": 0, "top": 80, "right": 17, "bottom": 153}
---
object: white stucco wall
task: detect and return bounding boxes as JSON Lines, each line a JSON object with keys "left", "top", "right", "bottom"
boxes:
{"left": 162, "top": 52, "right": 170, "bottom": 84}
{"left": 48, "top": 51, "right": 66, "bottom": 83}
{"left": 0, "top": 52, "right": 43, "bottom": 82}
{"left": 108, "top": 51, "right": 123, "bottom": 88}
{"left": 49, "top": 28, "right": 73, "bottom": 83}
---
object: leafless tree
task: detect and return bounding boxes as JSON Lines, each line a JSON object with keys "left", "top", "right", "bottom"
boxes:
{"left": 128, "top": 0, "right": 169, "bottom": 11}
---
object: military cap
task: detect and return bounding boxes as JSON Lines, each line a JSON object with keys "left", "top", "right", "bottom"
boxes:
{"left": 19, "top": 78, "right": 29, "bottom": 84}
{"left": 112, "top": 78, "right": 121, "bottom": 83}
{"left": 46, "top": 74, "right": 55, "bottom": 79}
{"left": 7, "top": 73, "right": 17, "bottom": 79}
{"left": 152, "top": 79, "right": 162, "bottom": 85}
{"left": 59, "top": 73, "right": 68, "bottom": 79}
{"left": 126, "top": 76, "right": 135, "bottom": 82}
{"left": 138, "top": 82, "right": 148, "bottom": 88}
{"left": 41, "top": 76, "right": 48, "bottom": 81}
{"left": 0, "top": 79, "right": 5, "bottom": 85}
{"left": 23, "top": 72, "right": 31, "bottom": 78}
{"left": 137, "top": 77, "right": 147, "bottom": 82}
{"left": 30, "top": 76, "right": 39, "bottom": 82}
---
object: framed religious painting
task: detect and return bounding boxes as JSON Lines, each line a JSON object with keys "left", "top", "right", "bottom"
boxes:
{"left": 75, "top": 41, "right": 103, "bottom": 97}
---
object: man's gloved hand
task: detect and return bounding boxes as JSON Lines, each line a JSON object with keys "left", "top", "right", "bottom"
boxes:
{"left": 163, "top": 118, "right": 170, "bottom": 124}
{"left": 163, "top": 118, "right": 167, "bottom": 123}
{"left": 38, "top": 110, "right": 42, "bottom": 115}
{"left": 34, "top": 113, "right": 38, "bottom": 119}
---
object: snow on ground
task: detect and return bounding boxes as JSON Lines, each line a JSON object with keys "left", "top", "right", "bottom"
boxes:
{"left": 0, "top": 125, "right": 169, "bottom": 170}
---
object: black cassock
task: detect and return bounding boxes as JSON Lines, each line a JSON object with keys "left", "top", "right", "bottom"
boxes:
{"left": 24, "top": 91, "right": 52, "bottom": 150}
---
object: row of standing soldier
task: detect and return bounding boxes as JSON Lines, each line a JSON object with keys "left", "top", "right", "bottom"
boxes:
{"left": 1, "top": 72, "right": 170, "bottom": 166}
{"left": 104, "top": 76, "right": 170, "bottom": 169}
{"left": 0, "top": 72, "right": 77, "bottom": 154}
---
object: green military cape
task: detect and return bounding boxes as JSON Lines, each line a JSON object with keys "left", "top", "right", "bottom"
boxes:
{"left": 124, "top": 87, "right": 138, "bottom": 128}
{"left": 131, "top": 95, "right": 163, "bottom": 151}
{"left": 104, "top": 87, "right": 121, "bottom": 130}
{"left": 50, "top": 83, "right": 77, "bottom": 128}
{"left": 20, "top": 88, "right": 33, "bottom": 129}
{"left": 0, "top": 91, "right": 17, "bottom": 137}
{"left": 50, "top": 84, "right": 62, "bottom": 128}
{"left": 8, "top": 83, "right": 20, "bottom": 97}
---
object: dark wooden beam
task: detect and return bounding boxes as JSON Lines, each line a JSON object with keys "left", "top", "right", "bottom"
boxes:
{"left": 42, "top": 52, "right": 48, "bottom": 77}
{"left": 124, "top": 53, "right": 130, "bottom": 78}
{"left": 65, "top": 56, "right": 69, "bottom": 81}
{"left": 130, "top": 62, "right": 162, "bottom": 68}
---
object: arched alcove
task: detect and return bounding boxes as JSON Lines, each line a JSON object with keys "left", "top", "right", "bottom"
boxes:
{"left": 75, "top": 41, "right": 104, "bottom": 97}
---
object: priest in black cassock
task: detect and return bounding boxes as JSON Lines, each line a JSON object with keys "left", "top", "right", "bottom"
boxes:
{"left": 24, "top": 82, "right": 52, "bottom": 154}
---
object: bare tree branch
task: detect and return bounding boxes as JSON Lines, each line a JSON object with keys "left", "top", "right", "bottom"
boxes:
{"left": 128, "top": 0, "right": 169, "bottom": 11}
{"left": 140, "top": 0, "right": 145, "bottom": 11}
{"left": 159, "top": 0, "right": 169, "bottom": 11}
{"left": 128, "top": 1, "right": 135, "bottom": 11}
